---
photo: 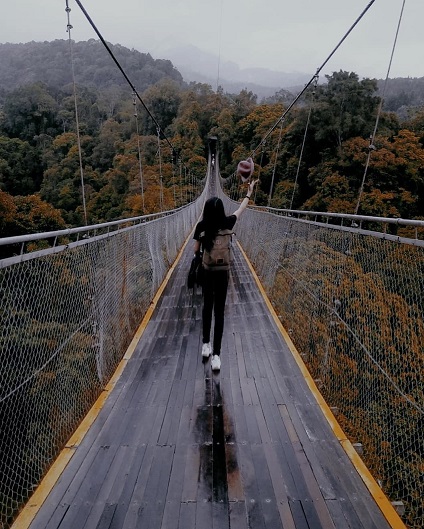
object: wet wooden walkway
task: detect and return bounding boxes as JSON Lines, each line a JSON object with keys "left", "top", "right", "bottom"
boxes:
{"left": 25, "top": 240, "right": 394, "bottom": 529}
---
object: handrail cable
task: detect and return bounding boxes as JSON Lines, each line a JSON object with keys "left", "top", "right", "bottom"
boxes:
{"left": 250, "top": 0, "right": 376, "bottom": 160}
{"left": 133, "top": 92, "right": 145, "bottom": 212}
{"left": 289, "top": 75, "right": 318, "bottom": 209}
{"left": 73, "top": 0, "right": 175, "bottom": 154}
{"left": 354, "top": 0, "right": 407, "bottom": 214}
{"left": 65, "top": 0, "right": 88, "bottom": 225}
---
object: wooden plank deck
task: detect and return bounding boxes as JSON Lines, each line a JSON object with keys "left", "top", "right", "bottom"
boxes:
{"left": 26, "top": 240, "right": 394, "bottom": 529}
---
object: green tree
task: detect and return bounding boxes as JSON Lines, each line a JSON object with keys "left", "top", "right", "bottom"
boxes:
{"left": 140, "top": 79, "right": 182, "bottom": 136}
{"left": 2, "top": 83, "right": 60, "bottom": 142}
{"left": 0, "top": 136, "right": 43, "bottom": 195}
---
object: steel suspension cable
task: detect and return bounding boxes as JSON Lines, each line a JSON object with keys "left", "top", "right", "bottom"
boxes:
{"left": 65, "top": 0, "right": 88, "bottom": 225}
{"left": 250, "top": 0, "right": 376, "bottom": 159}
{"left": 73, "top": 0, "right": 175, "bottom": 154}
{"left": 354, "top": 0, "right": 407, "bottom": 215}
{"left": 290, "top": 76, "right": 318, "bottom": 209}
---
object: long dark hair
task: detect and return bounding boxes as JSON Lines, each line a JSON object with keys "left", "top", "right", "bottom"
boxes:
{"left": 201, "top": 197, "right": 227, "bottom": 251}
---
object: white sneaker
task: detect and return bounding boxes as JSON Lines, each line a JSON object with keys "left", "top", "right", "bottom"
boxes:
{"left": 202, "top": 343, "right": 211, "bottom": 358}
{"left": 211, "top": 355, "right": 221, "bottom": 371}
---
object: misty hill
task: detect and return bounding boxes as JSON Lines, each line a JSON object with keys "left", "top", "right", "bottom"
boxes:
{"left": 376, "top": 77, "right": 424, "bottom": 117}
{"left": 0, "top": 40, "right": 184, "bottom": 94}
{"left": 0, "top": 40, "right": 424, "bottom": 112}
{"left": 157, "top": 44, "right": 311, "bottom": 99}
{"left": 0, "top": 40, "right": 300, "bottom": 102}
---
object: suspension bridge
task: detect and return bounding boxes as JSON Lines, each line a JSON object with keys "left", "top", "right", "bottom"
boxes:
{"left": 3, "top": 150, "right": 423, "bottom": 529}
{"left": 1, "top": 0, "right": 423, "bottom": 528}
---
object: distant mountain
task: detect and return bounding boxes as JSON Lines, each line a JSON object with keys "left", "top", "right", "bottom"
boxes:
{"left": 1, "top": 40, "right": 423, "bottom": 112}
{"left": 376, "top": 77, "right": 424, "bottom": 117}
{"left": 155, "top": 44, "right": 311, "bottom": 100}
{"left": 0, "top": 40, "right": 184, "bottom": 94}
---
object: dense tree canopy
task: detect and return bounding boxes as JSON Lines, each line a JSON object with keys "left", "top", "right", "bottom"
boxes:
{"left": 0, "top": 40, "right": 423, "bottom": 237}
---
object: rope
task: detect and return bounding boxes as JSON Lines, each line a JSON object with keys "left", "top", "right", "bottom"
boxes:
{"left": 354, "top": 0, "right": 407, "bottom": 215}
{"left": 157, "top": 128, "right": 164, "bottom": 211}
{"left": 290, "top": 76, "right": 318, "bottom": 209}
{"left": 268, "top": 121, "right": 284, "bottom": 207}
{"left": 133, "top": 93, "right": 145, "bottom": 212}
{"left": 65, "top": 0, "right": 88, "bottom": 225}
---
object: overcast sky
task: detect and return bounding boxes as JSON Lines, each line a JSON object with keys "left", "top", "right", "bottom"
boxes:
{"left": 2, "top": 0, "right": 423, "bottom": 81}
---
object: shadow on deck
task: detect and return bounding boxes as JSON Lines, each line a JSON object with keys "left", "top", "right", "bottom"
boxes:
{"left": 21, "top": 239, "right": 394, "bottom": 529}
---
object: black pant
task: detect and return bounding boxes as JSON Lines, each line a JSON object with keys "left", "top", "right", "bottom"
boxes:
{"left": 202, "top": 270, "right": 229, "bottom": 356}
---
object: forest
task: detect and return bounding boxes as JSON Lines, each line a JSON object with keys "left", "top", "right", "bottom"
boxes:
{"left": 1, "top": 39, "right": 424, "bottom": 239}
{"left": 1, "top": 40, "right": 424, "bottom": 529}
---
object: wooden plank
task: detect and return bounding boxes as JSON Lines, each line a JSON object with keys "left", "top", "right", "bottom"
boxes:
{"left": 212, "top": 402, "right": 228, "bottom": 504}
{"left": 160, "top": 444, "right": 188, "bottom": 529}
{"left": 195, "top": 499, "right": 213, "bottom": 529}
{"left": 244, "top": 405, "right": 262, "bottom": 445}
{"left": 178, "top": 502, "right": 196, "bottom": 528}
{"left": 94, "top": 503, "right": 116, "bottom": 529}
{"left": 250, "top": 444, "right": 283, "bottom": 529}
{"left": 181, "top": 444, "right": 201, "bottom": 502}
{"left": 104, "top": 444, "right": 149, "bottom": 529}
{"left": 25, "top": 240, "right": 395, "bottom": 529}
{"left": 212, "top": 501, "right": 230, "bottom": 529}
{"left": 135, "top": 445, "right": 175, "bottom": 529}
{"left": 228, "top": 501, "right": 248, "bottom": 529}
{"left": 120, "top": 444, "right": 155, "bottom": 528}
{"left": 157, "top": 379, "right": 186, "bottom": 446}
{"left": 81, "top": 444, "right": 135, "bottom": 529}
{"left": 36, "top": 503, "right": 69, "bottom": 529}
{"left": 288, "top": 500, "right": 309, "bottom": 529}
{"left": 237, "top": 442, "right": 266, "bottom": 529}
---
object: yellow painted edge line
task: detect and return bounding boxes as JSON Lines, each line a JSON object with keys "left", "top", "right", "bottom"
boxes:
{"left": 12, "top": 232, "right": 194, "bottom": 529}
{"left": 237, "top": 242, "right": 406, "bottom": 529}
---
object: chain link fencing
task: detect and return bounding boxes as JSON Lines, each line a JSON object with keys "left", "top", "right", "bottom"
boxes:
{"left": 0, "top": 198, "right": 204, "bottom": 529}
{"left": 224, "top": 198, "right": 424, "bottom": 529}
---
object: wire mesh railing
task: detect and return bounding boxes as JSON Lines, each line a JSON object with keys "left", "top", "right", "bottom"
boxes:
{"left": 0, "top": 197, "right": 204, "bottom": 529}
{"left": 2, "top": 155, "right": 423, "bottom": 528}
{"left": 222, "top": 198, "right": 424, "bottom": 529}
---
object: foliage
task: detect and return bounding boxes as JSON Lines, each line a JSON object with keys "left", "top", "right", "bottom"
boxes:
{"left": 271, "top": 233, "right": 424, "bottom": 528}
{"left": 0, "top": 136, "right": 43, "bottom": 195}
{"left": 0, "top": 191, "right": 65, "bottom": 239}
{"left": 0, "top": 40, "right": 424, "bottom": 231}
{"left": 1, "top": 40, "right": 424, "bottom": 529}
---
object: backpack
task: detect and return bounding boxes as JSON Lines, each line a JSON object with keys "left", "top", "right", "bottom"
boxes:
{"left": 202, "top": 229, "right": 234, "bottom": 271}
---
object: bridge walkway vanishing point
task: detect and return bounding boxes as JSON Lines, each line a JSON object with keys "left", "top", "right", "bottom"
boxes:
{"left": 16, "top": 234, "right": 399, "bottom": 529}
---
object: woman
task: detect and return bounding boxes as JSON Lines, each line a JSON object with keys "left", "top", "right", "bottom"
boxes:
{"left": 193, "top": 172, "right": 257, "bottom": 371}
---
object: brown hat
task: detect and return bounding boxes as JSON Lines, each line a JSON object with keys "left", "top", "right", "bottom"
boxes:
{"left": 237, "top": 157, "right": 254, "bottom": 182}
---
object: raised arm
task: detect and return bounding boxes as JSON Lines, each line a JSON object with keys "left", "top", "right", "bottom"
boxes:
{"left": 233, "top": 179, "right": 258, "bottom": 219}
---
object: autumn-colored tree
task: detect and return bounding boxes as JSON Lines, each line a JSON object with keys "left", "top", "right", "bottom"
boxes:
{"left": 13, "top": 195, "right": 66, "bottom": 234}
{"left": 0, "top": 189, "right": 16, "bottom": 237}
